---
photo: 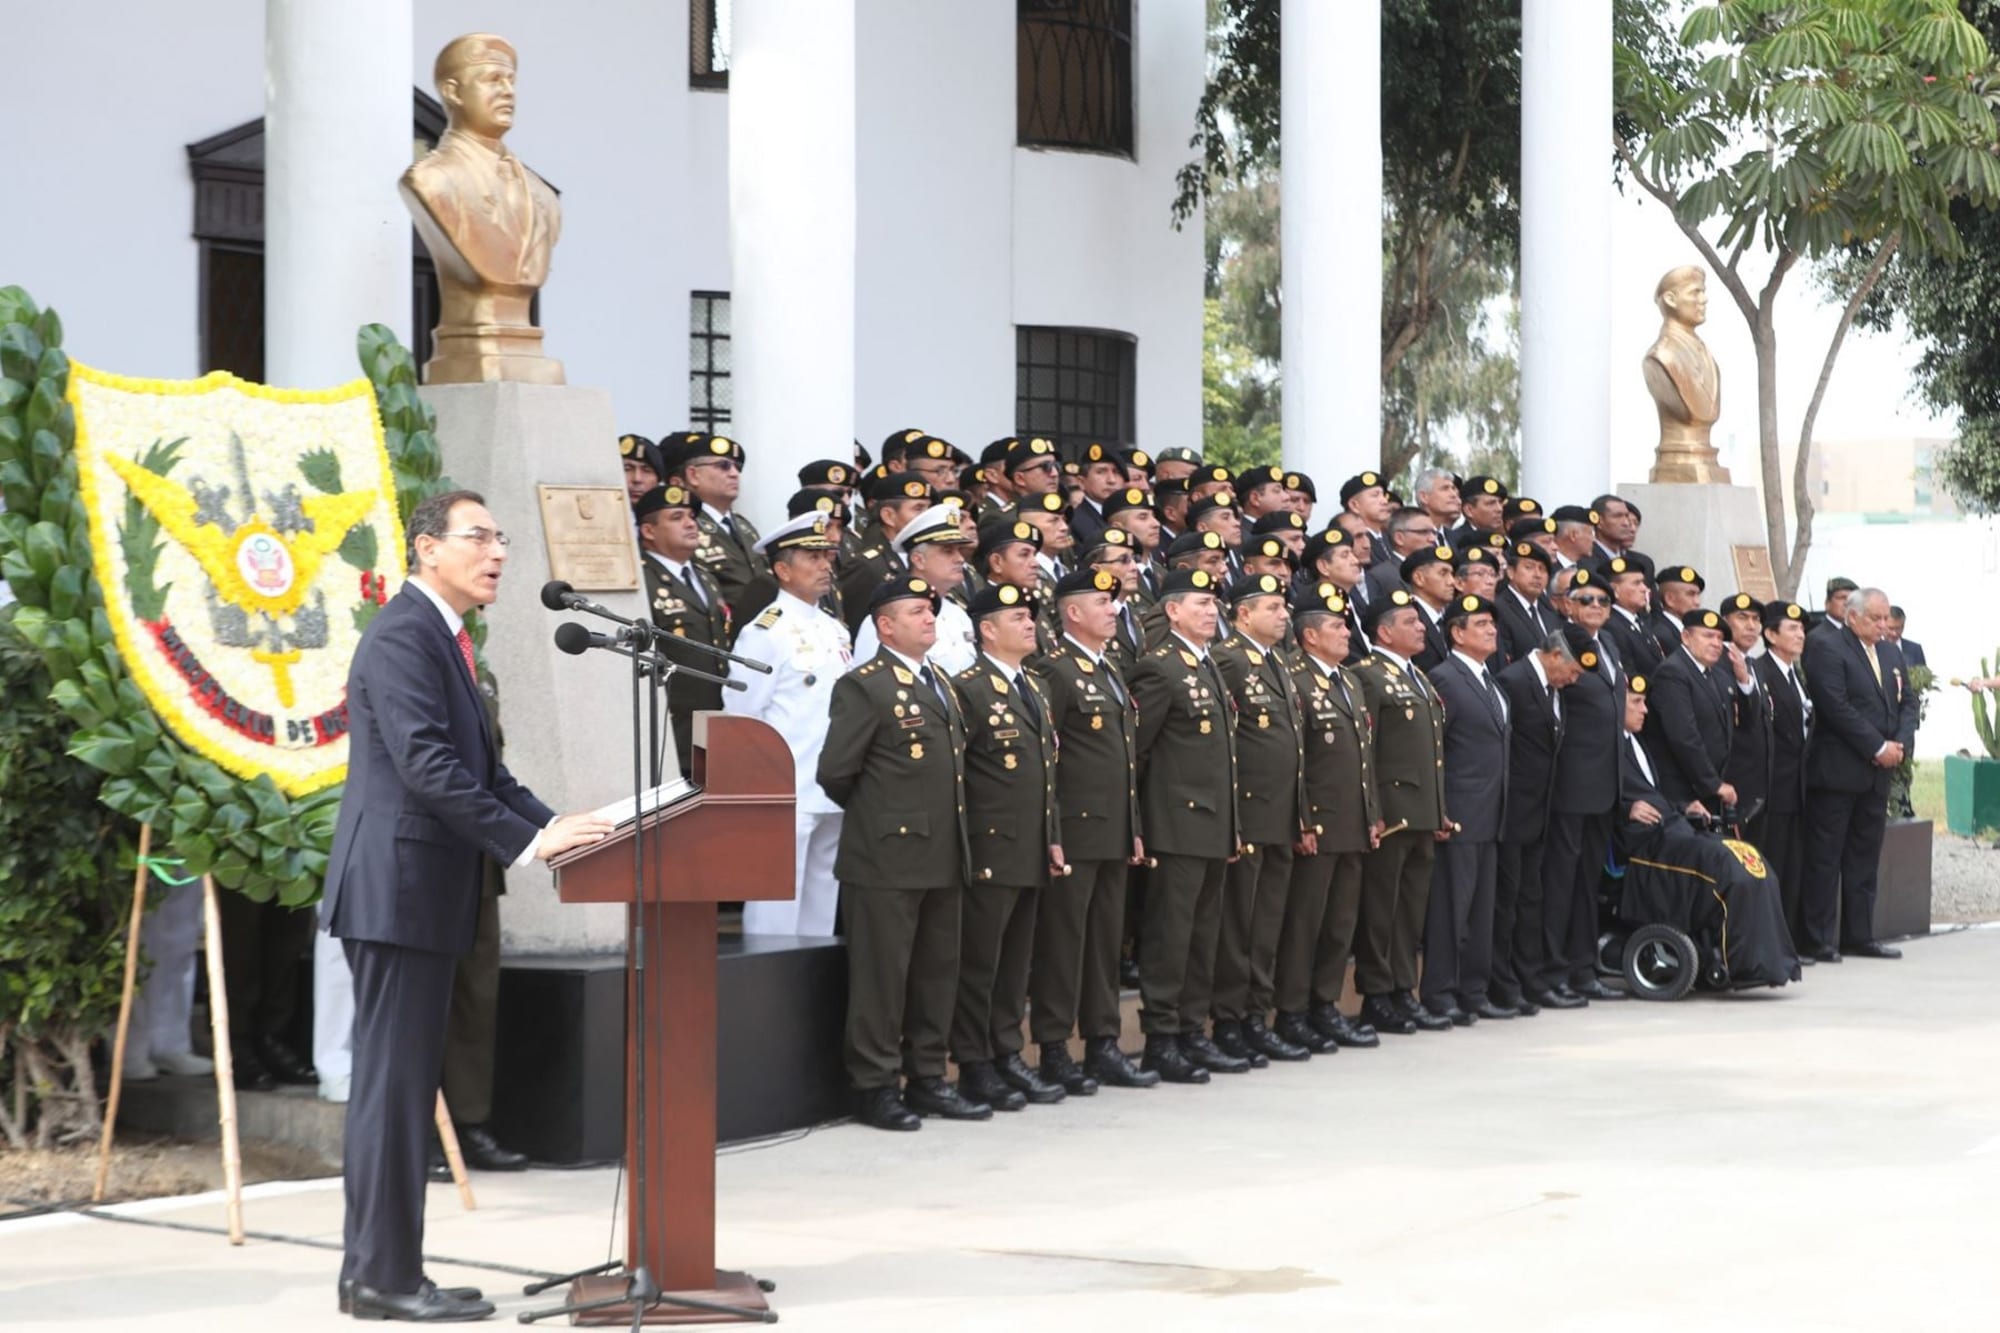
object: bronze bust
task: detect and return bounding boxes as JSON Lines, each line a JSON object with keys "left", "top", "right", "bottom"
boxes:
{"left": 1643, "top": 264, "right": 1728, "bottom": 483}
{"left": 401, "top": 34, "right": 564, "bottom": 385}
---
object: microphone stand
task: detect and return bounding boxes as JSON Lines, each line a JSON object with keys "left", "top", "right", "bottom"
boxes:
{"left": 520, "top": 617, "right": 771, "bottom": 1327}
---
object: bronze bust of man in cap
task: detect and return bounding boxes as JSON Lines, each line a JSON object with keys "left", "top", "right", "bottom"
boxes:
{"left": 402, "top": 33, "right": 564, "bottom": 385}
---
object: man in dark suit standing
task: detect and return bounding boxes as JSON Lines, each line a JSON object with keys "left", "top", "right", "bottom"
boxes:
{"left": 1494, "top": 540, "right": 1558, "bottom": 666}
{"left": 324, "top": 490, "right": 611, "bottom": 1322}
{"left": 1753, "top": 600, "right": 1814, "bottom": 951}
{"left": 1887, "top": 605, "right": 1925, "bottom": 667}
{"left": 1642, "top": 608, "right": 1737, "bottom": 816}
{"left": 1719, "top": 593, "right": 1773, "bottom": 830}
{"left": 1493, "top": 624, "right": 1585, "bottom": 1016}
{"left": 1801, "top": 588, "right": 1919, "bottom": 959}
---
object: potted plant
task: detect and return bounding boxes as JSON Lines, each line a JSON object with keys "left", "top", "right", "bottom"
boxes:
{"left": 1946, "top": 654, "right": 2000, "bottom": 839}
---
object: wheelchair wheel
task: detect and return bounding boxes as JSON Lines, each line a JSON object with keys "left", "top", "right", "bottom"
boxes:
{"left": 1622, "top": 924, "right": 1699, "bottom": 1001}
{"left": 1596, "top": 930, "right": 1627, "bottom": 978}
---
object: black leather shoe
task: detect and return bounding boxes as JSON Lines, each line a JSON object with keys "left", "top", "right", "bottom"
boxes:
{"left": 346, "top": 1280, "right": 495, "bottom": 1322}
{"left": 1810, "top": 946, "right": 1842, "bottom": 963}
{"left": 957, "top": 1061, "right": 1026, "bottom": 1113}
{"left": 1572, "top": 979, "right": 1629, "bottom": 1001}
{"left": 1180, "top": 1031, "right": 1250, "bottom": 1073}
{"left": 454, "top": 1124, "right": 528, "bottom": 1172}
{"left": 1407, "top": 1001, "right": 1454, "bottom": 1031}
{"left": 1843, "top": 941, "right": 1900, "bottom": 959}
{"left": 1530, "top": 987, "right": 1580, "bottom": 1009}
{"left": 1797, "top": 952, "right": 1817, "bottom": 966}
{"left": 1139, "top": 1034, "right": 1208, "bottom": 1084}
{"left": 1553, "top": 985, "right": 1587, "bottom": 1004}
{"left": 339, "top": 1279, "right": 483, "bottom": 1316}
{"left": 1242, "top": 1016, "right": 1310, "bottom": 1062}
{"left": 1085, "top": 1037, "right": 1162, "bottom": 1088}
{"left": 1472, "top": 1001, "right": 1519, "bottom": 1021}
{"left": 231, "top": 1048, "right": 278, "bottom": 1093}
{"left": 1311, "top": 1002, "right": 1379, "bottom": 1047}
{"left": 905, "top": 1075, "right": 994, "bottom": 1120}
{"left": 1038, "top": 1046, "right": 1100, "bottom": 1096}
{"left": 253, "top": 1034, "right": 319, "bottom": 1086}
{"left": 1510, "top": 996, "right": 1541, "bottom": 1017}
{"left": 852, "top": 1085, "right": 921, "bottom": 1131}
{"left": 1430, "top": 1004, "right": 1475, "bottom": 1027}
{"left": 1358, "top": 996, "right": 1417, "bottom": 1035}
{"left": 997, "top": 1052, "right": 1067, "bottom": 1103}
{"left": 1209, "top": 1021, "right": 1268, "bottom": 1068}
{"left": 1274, "top": 1011, "right": 1336, "bottom": 1054}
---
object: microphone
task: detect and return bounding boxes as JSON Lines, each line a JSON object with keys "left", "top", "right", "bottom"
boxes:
{"left": 553, "top": 622, "right": 745, "bottom": 691}
{"left": 542, "top": 579, "right": 639, "bottom": 628}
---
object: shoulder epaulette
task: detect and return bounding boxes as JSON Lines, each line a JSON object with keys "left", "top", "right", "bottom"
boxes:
{"left": 861, "top": 547, "right": 881, "bottom": 559}
{"left": 751, "top": 607, "right": 782, "bottom": 629}
{"left": 856, "top": 660, "right": 882, "bottom": 676}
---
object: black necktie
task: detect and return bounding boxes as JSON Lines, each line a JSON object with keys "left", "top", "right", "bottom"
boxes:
{"left": 920, "top": 664, "right": 947, "bottom": 706}
{"left": 1103, "top": 657, "right": 1128, "bottom": 705}
{"left": 1013, "top": 671, "right": 1043, "bottom": 730}
{"left": 1481, "top": 667, "right": 1507, "bottom": 723}
{"left": 679, "top": 564, "right": 707, "bottom": 608}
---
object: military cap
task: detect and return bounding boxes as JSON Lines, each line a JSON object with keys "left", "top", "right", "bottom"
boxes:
{"left": 618, "top": 433, "right": 666, "bottom": 478}
{"left": 1501, "top": 496, "right": 1542, "bottom": 523}
{"left": 1626, "top": 673, "right": 1651, "bottom": 696}
{"left": 1062, "top": 459, "right": 1083, "bottom": 478}
{"left": 1440, "top": 592, "right": 1496, "bottom": 625}
{"left": 1598, "top": 554, "right": 1646, "bottom": 580}
{"left": 1362, "top": 586, "right": 1420, "bottom": 633}
{"left": 1400, "top": 543, "right": 1456, "bottom": 580}
{"left": 797, "top": 459, "right": 855, "bottom": 489}
{"left": 968, "top": 581, "right": 1038, "bottom": 619}
{"left": 1826, "top": 575, "right": 1859, "bottom": 596}
{"left": 1003, "top": 436, "right": 1060, "bottom": 474}
{"left": 1077, "top": 441, "right": 1123, "bottom": 468}
{"left": 1658, "top": 564, "right": 1706, "bottom": 591}
{"left": 1118, "top": 447, "right": 1154, "bottom": 474}
{"left": 1238, "top": 464, "right": 1287, "bottom": 493}
{"left": 1761, "top": 600, "right": 1807, "bottom": 629}
{"left": 1019, "top": 490, "right": 1067, "bottom": 515}
{"left": 1509, "top": 516, "right": 1560, "bottom": 543}
{"left": 909, "top": 435, "right": 957, "bottom": 462}
{"left": 786, "top": 488, "right": 845, "bottom": 519}
{"left": 757, "top": 510, "right": 838, "bottom": 554}
{"left": 633, "top": 483, "right": 692, "bottom": 520}
{"left": 1227, "top": 571, "right": 1290, "bottom": 606}
{"left": 1617, "top": 549, "right": 1658, "bottom": 580}
{"left": 1244, "top": 535, "right": 1295, "bottom": 565}
{"left": 1284, "top": 471, "right": 1318, "bottom": 501}
{"left": 1084, "top": 527, "right": 1138, "bottom": 560}
{"left": 894, "top": 505, "right": 975, "bottom": 553}
{"left": 1484, "top": 530, "right": 1513, "bottom": 553}
{"left": 1250, "top": 510, "right": 1307, "bottom": 536}
{"left": 1339, "top": 470, "right": 1386, "bottom": 505}
{"left": 868, "top": 574, "right": 942, "bottom": 614}
{"left": 867, "top": 471, "right": 934, "bottom": 505}
{"left": 1462, "top": 474, "right": 1509, "bottom": 501}
{"left": 1721, "top": 592, "right": 1765, "bottom": 618}
{"left": 1166, "top": 529, "right": 1228, "bottom": 560}
{"left": 1187, "top": 490, "right": 1238, "bottom": 524}
{"left": 1510, "top": 539, "right": 1553, "bottom": 570}
{"left": 933, "top": 489, "right": 971, "bottom": 510}
{"left": 1558, "top": 621, "right": 1597, "bottom": 663}
{"left": 1567, "top": 567, "right": 1604, "bottom": 593}
{"left": 1551, "top": 504, "right": 1601, "bottom": 527}
{"left": 1104, "top": 486, "right": 1155, "bottom": 517}
{"left": 1292, "top": 581, "right": 1349, "bottom": 616}
{"left": 1197, "top": 464, "right": 1234, "bottom": 487}
{"left": 1300, "top": 525, "right": 1353, "bottom": 570}
{"left": 1160, "top": 567, "right": 1222, "bottom": 598}
{"left": 881, "top": 427, "right": 928, "bottom": 461}
{"left": 976, "top": 518, "right": 1043, "bottom": 563}
{"left": 689, "top": 434, "right": 745, "bottom": 467}
{"left": 1055, "top": 565, "right": 1125, "bottom": 600}
{"left": 980, "top": 437, "right": 1017, "bottom": 466}
{"left": 1685, "top": 608, "right": 1724, "bottom": 631}
{"left": 1453, "top": 545, "right": 1496, "bottom": 571}
{"left": 1154, "top": 446, "right": 1203, "bottom": 466}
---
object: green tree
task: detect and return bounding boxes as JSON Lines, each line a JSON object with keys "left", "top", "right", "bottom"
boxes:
{"left": 1614, "top": 0, "right": 2000, "bottom": 595}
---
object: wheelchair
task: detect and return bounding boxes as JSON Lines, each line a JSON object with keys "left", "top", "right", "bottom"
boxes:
{"left": 1593, "top": 805, "right": 1746, "bottom": 1002}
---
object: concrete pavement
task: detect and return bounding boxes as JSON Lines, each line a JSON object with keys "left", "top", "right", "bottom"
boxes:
{"left": 4, "top": 929, "right": 1998, "bottom": 1332}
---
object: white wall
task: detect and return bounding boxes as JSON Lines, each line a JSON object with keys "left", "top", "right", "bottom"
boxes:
{"left": 1012, "top": 0, "right": 1208, "bottom": 455}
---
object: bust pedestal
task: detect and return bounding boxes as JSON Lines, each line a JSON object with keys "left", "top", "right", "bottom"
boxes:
{"left": 423, "top": 382, "right": 644, "bottom": 955}
{"left": 1617, "top": 482, "right": 1773, "bottom": 601}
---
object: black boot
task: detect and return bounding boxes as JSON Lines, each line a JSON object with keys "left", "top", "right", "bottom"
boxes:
{"left": 997, "top": 1052, "right": 1067, "bottom": 1104}
{"left": 905, "top": 1074, "right": 996, "bottom": 1119}
{"left": 1274, "top": 1010, "right": 1336, "bottom": 1055}
{"left": 1139, "top": 1033, "right": 1208, "bottom": 1084}
{"left": 1038, "top": 1045, "right": 1100, "bottom": 1096}
{"left": 1209, "top": 1020, "right": 1268, "bottom": 1068}
{"left": 1179, "top": 1029, "right": 1250, "bottom": 1074}
{"left": 1084, "top": 1037, "right": 1161, "bottom": 1088}
{"left": 851, "top": 1085, "right": 920, "bottom": 1132}
{"left": 1358, "top": 995, "right": 1417, "bottom": 1036}
{"left": 1242, "top": 1015, "right": 1310, "bottom": 1062}
{"left": 956, "top": 1060, "right": 1026, "bottom": 1112}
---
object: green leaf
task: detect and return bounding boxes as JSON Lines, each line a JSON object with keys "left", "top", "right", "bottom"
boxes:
{"left": 68, "top": 728, "right": 139, "bottom": 777}
{"left": 298, "top": 447, "right": 344, "bottom": 494}
{"left": 338, "top": 522, "right": 378, "bottom": 571}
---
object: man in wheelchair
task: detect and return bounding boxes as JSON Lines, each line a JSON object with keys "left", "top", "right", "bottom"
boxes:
{"left": 1604, "top": 674, "right": 1802, "bottom": 998}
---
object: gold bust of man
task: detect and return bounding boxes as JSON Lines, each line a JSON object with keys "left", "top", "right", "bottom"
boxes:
{"left": 1643, "top": 264, "right": 1728, "bottom": 483}
{"left": 401, "top": 33, "right": 564, "bottom": 385}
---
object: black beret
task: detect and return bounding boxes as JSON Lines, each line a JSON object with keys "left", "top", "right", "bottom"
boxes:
{"left": 967, "top": 581, "right": 1038, "bottom": 619}
{"left": 868, "top": 574, "right": 941, "bottom": 614}
{"left": 1187, "top": 491, "right": 1238, "bottom": 524}
{"left": 1238, "top": 465, "right": 1286, "bottom": 492}
{"left": 1658, "top": 564, "right": 1706, "bottom": 591}
{"left": 1684, "top": 608, "right": 1723, "bottom": 631}
{"left": 1440, "top": 592, "right": 1496, "bottom": 626}
{"left": 1597, "top": 554, "right": 1646, "bottom": 580}
{"left": 1118, "top": 447, "right": 1154, "bottom": 473}
{"left": 1461, "top": 475, "right": 1508, "bottom": 501}
{"left": 881, "top": 427, "right": 927, "bottom": 461}
{"left": 1284, "top": 471, "right": 1318, "bottom": 501}
{"left": 1227, "top": 572, "right": 1290, "bottom": 606}
{"left": 909, "top": 435, "right": 956, "bottom": 462}
{"left": 975, "top": 518, "right": 1042, "bottom": 563}
{"left": 1103, "top": 487, "right": 1155, "bottom": 517}
{"left": 1399, "top": 544, "right": 1456, "bottom": 581}
{"left": 1452, "top": 545, "right": 1495, "bottom": 570}
{"left": 1243, "top": 535, "right": 1295, "bottom": 565}
{"left": 1250, "top": 510, "right": 1307, "bottom": 535}
{"left": 1551, "top": 504, "right": 1600, "bottom": 527}
{"left": 1339, "top": 471, "right": 1385, "bottom": 505}
{"left": 1558, "top": 621, "right": 1597, "bottom": 661}
{"left": 1300, "top": 525, "right": 1354, "bottom": 570}
{"left": 787, "top": 488, "right": 846, "bottom": 519}
{"left": 1501, "top": 496, "right": 1541, "bottom": 523}
{"left": 868, "top": 471, "right": 934, "bottom": 504}
{"left": 1004, "top": 437, "right": 1060, "bottom": 474}
{"left": 1055, "top": 566, "right": 1124, "bottom": 599}
{"left": 617, "top": 433, "right": 665, "bottom": 478}
{"left": 1362, "top": 586, "right": 1420, "bottom": 634}
{"left": 980, "top": 437, "right": 1017, "bottom": 466}
{"left": 1078, "top": 441, "right": 1122, "bottom": 466}
{"left": 1721, "top": 592, "right": 1765, "bottom": 617}
{"left": 633, "top": 484, "right": 692, "bottom": 520}
{"left": 1508, "top": 516, "right": 1559, "bottom": 542}
{"left": 1291, "top": 581, "right": 1349, "bottom": 616}
{"left": 1161, "top": 567, "right": 1223, "bottom": 598}
{"left": 1510, "top": 540, "right": 1553, "bottom": 570}
{"left": 797, "top": 459, "right": 855, "bottom": 489}
{"left": 1761, "top": 600, "right": 1808, "bottom": 629}
{"left": 1166, "top": 529, "right": 1228, "bottom": 560}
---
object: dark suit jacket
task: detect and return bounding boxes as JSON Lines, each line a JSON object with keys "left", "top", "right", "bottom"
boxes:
{"left": 1497, "top": 655, "right": 1564, "bottom": 845}
{"left": 1756, "top": 652, "right": 1813, "bottom": 815}
{"left": 1643, "top": 648, "right": 1733, "bottom": 808}
{"left": 1897, "top": 637, "right": 1926, "bottom": 668}
{"left": 1551, "top": 632, "right": 1621, "bottom": 816}
{"left": 1614, "top": 729, "right": 1695, "bottom": 855}
{"left": 1495, "top": 587, "right": 1558, "bottom": 667}
{"left": 1804, "top": 628, "right": 1919, "bottom": 795}
{"left": 324, "top": 586, "right": 554, "bottom": 956}
{"left": 818, "top": 649, "right": 971, "bottom": 887}
{"left": 1068, "top": 498, "right": 1109, "bottom": 551}
{"left": 1412, "top": 603, "right": 1450, "bottom": 672}
{"left": 1428, "top": 653, "right": 1510, "bottom": 842}
{"left": 1723, "top": 656, "right": 1773, "bottom": 818}
{"left": 1604, "top": 608, "right": 1663, "bottom": 679}
{"left": 1363, "top": 559, "right": 1412, "bottom": 607}
{"left": 1646, "top": 608, "right": 1686, "bottom": 662}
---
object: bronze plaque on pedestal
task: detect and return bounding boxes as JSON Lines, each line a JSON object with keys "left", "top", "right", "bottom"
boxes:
{"left": 536, "top": 485, "right": 639, "bottom": 591}
{"left": 1730, "top": 544, "right": 1777, "bottom": 602}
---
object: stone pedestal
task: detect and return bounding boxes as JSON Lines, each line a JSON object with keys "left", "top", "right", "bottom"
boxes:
{"left": 423, "top": 382, "right": 641, "bottom": 956}
{"left": 1618, "top": 483, "right": 1771, "bottom": 599}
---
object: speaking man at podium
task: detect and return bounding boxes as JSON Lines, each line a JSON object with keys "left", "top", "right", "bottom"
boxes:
{"left": 322, "top": 489, "right": 611, "bottom": 1323}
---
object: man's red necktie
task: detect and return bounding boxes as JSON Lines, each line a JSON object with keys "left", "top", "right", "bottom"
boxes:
{"left": 455, "top": 626, "right": 477, "bottom": 681}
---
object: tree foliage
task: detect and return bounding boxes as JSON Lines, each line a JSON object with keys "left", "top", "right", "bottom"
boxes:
{"left": 1614, "top": 0, "right": 2000, "bottom": 594}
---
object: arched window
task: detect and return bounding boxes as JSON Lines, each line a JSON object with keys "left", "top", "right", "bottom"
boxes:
{"left": 1017, "top": 0, "right": 1134, "bottom": 156}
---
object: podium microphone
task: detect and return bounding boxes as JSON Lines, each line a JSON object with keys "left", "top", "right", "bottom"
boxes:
{"left": 553, "top": 622, "right": 745, "bottom": 691}
{"left": 541, "top": 578, "right": 639, "bottom": 628}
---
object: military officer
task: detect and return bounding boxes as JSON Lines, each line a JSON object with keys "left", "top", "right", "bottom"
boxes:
{"left": 782, "top": 490, "right": 851, "bottom": 623}
{"left": 838, "top": 472, "right": 933, "bottom": 634}
{"left": 852, "top": 506, "right": 977, "bottom": 673}
{"left": 1068, "top": 442, "right": 1125, "bottom": 550}
{"left": 1649, "top": 564, "right": 1706, "bottom": 659}
{"left": 1644, "top": 607, "right": 1738, "bottom": 816}
{"left": 1028, "top": 568, "right": 1156, "bottom": 1092}
{"left": 618, "top": 432, "right": 664, "bottom": 512}
{"left": 795, "top": 458, "right": 864, "bottom": 566}
{"left": 1720, "top": 592, "right": 1774, "bottom": 830}
{"left": 1447, "top": 475, "right": 1508, "bottom": 551}
{"left": 950, "top": 584, "right": 1067, "bottom": 1112}
{"left": 682, "top": 434, "right": 771, "bottom": 628}
{"left": 1399, "top": 545, "right": 1458, "bottom": 670}
{"left": 1129, "top": 568, "right": 1243, "bottom": 1083}
{"left": 729, "top": 511, "right": 853, "bottom": 936}
{"left": 816, "top": 576, "right": 980, "bottom": 1131}
{"left": 1496, "top": 539, "right": 1558, "bottom": 666}
{"left": 1350, "top": 589, "right": 1452, "bottom": 1036}
{"left": 1272, "top": 586, "right": 1381, "bottom": 1053}
{"left": 1339, "top": 471, "right": 1397, "bottom": 568}
{"left": 635, "top": 484, "right": 731, "bottom": 775}
{"left": 1141, "top": 530, "right": 1230, "bottom": 648}
{"left": 1210, "top": 573, "right": 1311, "bottom": 1065}
{"left": 1079, "top": 528, "right": 1148, "bottom": 673}
{"left": 1754, "top": 599, "right": 1815, "bottom": 945}
{"left": 1003, "top": 435, "right": 1064, "bottom": 502}
{"left": 1297, "top": 526, "right": 1370, "bottom": 659}
{"left": 1104, "top": 487, "right": 1164, "bottom": 600}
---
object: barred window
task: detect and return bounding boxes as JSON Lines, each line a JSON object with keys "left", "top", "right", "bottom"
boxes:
{"left": 1016, "top": 326, "right": 1135, "bottom": 455}
{"left": 1017, "top": 0, "right": 1134, "bottom": 156}
{"left": 692, "top": 0, "right": 731, "bottom": 89}
{"left": 690, "top": 292, "right": 733, "bottom": 432}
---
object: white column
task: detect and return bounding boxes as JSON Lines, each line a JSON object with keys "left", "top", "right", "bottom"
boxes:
{"left": 1520, "top": 0, "right": 1612, "bottom": 502}
{"left": 264, "top": 0, "right": 412, "bottom": 389}
{"left": 1281, "top": 0, "right": 1380, "bottom": 481}
{"left": 730, "top": 0, "right": 858, "bottom": 522}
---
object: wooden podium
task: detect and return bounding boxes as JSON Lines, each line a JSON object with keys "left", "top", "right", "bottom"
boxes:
{"left": 550, "top": 713, "right": 794, "bottom": 1324}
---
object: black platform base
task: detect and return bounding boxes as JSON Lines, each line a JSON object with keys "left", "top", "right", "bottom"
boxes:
{"left": 490, "top": 935, "right": 849, "bottom": 1164}
{"left": 1873, "top": 818, "right": 1933, "bottom": 941}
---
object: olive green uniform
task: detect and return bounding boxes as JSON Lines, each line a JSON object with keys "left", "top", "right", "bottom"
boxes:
{"left": 693, "top": 507, "right": 772, "bottom": 630}
{"left": 950, "top": 656, "right": 1059, "bottom": 1065}
{"left": 1350, "top": 652, "right": 1449, "bottom": 998}
{"left": 816, "top": 649, "right": 970, "bottom": 1090}
{"left": 837, "top": 533, "right": 905, "bottom": 636}
{"left": 641, "top": 552, "right": 730, "bottom": 775}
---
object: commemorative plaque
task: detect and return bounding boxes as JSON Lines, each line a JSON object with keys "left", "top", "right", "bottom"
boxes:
{"left": 536, "top": 484, "right": 640, "bottom": 591}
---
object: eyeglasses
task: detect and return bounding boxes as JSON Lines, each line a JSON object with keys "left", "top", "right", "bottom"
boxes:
{"left": 688, "top": 457, "right": 741, "bottom": 473}
{"left": 1569, "top": 592, "right": 1608, "bottom": 606}
{"left": 441, "top": 527, "right": 511, "bottom": 549}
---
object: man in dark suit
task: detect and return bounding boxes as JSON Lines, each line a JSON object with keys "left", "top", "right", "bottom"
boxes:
{"left": 1600, "top": 555, "right": 1664, "bottom": 678}
{"left": 636, "top": 483, "right": 731, "bottom": 774}
{"left": 1719, "top": 593, "right": 1774, "bottom": 830}
{"left": 1067, "top": 442, "right": 1125, "bottom": 551}
{"left": 1495, "top": 540, "right": 1558, "bottom": 667}
{"left": 324, "top": 490, "right": 611, "bottom": 1322}
{"left": 1753, "top": 600, "right": 1815, "bottom": 950}
{"left": 1887, "top": 605, "right": 1926, "bottom": 667}
{"left": 1801, "top": 588, "right": 1919, "bottom": 960}
{"left": 1642, "top": 608, "right": 1737, "bottom": 815}
{"left": 1419, "top": 596, "right": 1513, "bottom": 1023}
{"left": 1494, "top": 624, "right": 1585, "bottom": 1016}
{"left": 1399, "top": 545, "right": 1457, "bottom": 671}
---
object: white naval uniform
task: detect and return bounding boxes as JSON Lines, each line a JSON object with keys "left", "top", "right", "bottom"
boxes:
{"left": 851, "top": 593, "right": 977, "bottom": 676}
{"left": 726, "top": 589, "right": 854, "bottom": 935}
